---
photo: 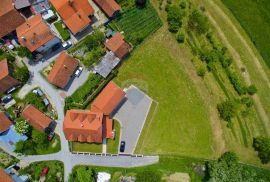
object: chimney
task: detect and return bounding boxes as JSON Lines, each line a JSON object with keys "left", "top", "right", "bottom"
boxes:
{"left": 26, "top": 23, "right": 30, "bottom": 28}
{"left": 77, "top": 13, "right": 81, "bottom": 19}
{"left": 80, "top": 122, "right": 84, "bottom": 128}
{"left": 21, "top": 37, "right": 26, "bottom": 41}
{"left": 69, "top": 0, "right": 73, "bottom": 6}
{"left": 64, "top": 65, "right": 67, "bottom": 68}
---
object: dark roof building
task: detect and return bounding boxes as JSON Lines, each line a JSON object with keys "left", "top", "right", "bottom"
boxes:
{"left": 0, "top": 0, "right": 25, "bottom": 38}
{"left": 0, "top": 59, "right": 20, "bottom": 94}
{"left": 48, "top": 52, "right": 79, "bottom": 89}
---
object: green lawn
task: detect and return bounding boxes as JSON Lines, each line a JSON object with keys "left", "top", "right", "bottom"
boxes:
{"left": 54, "top": 21, "right": 70, "bottom": 41}
{"left": 37, "top": 134, "right": 61, "bottom": 155}
{"left": 107, "top": 120, "right": 121, "bottom": 154}
{"left": 109, "top": 2, "right": 162, "bottom": 46}
{"left": 19, "top": 161, "right": 64, "bottom": 182}
{"left": 114, "top": 29, "right": 213, "bottom": 158}
{"left": 220, "top": 0, "right": 270, "bottom": 69}
{"left": 72, "top": 142, "right": 102, "bottom": 153}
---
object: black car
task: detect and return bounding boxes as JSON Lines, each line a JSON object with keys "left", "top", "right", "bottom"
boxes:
{"left": 120, "top": 141, "right": 126, "bottom": 152}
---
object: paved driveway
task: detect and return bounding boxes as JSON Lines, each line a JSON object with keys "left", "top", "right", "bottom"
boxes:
{"left": 114, "top": 86, "right": 152, "bottom": 154}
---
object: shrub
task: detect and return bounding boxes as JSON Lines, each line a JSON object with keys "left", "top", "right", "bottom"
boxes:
{"left": 84, "top": 30, "right": 105, "bottom": 50}
{"left": 241, "top": 97, "right": 253, "bottom": 107}
{"left": 136, "top": 170, "right": 161, "bottom": 182}
{"left": 13, "top": 66, "right": 29, "bottom": 84}
{"left": 83, "top": 47, "right": 105, "bottom": 67}
{"left": 217, "top": 100, "right": 237, "bottom": 122}
{"left": 176, "top": 31, "right": 185, "bottom": 43}
{"left": 196, "top": 65, "right": 206, "bottom": 77}
{"left": 247, "top": 84, "right": 257, "bottom": 95}
{"left": 253, "top": 137, "right": 270, "bottom": 164}
{"left": 227, "top": 70, "right": 246, "bottom": 95}
{"left": 179, "top": 1, "right": 187, "bottom": 9}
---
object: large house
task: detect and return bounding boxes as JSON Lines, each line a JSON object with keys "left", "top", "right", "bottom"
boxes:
{"left": 93, "top": 0, "right": 121, "bottom": 18}
{"left": 0, "top": 0, "right": 25, "bottom": 38}
{"left": 0, "top": 59, "right": 20, "bottom": 94}
{"left": 50, "top": 0, "right": 95, "bottom": 34}
{"left": 0, "top": 112, "right": 27, "bottom": 151}
{"left": 63, "top": 81, "right": 125, "bottom": 143}
{"left": 48, "top": 51, "right": 79, "bottom": 89}
{"left": 21, "top": 105, "right": 56, "bottom": 133}
{"left": 105, "top": 32, "right": 130, "bottom": 59}
{"left": 16, "top": 14, "right": 60, "bottom": 53}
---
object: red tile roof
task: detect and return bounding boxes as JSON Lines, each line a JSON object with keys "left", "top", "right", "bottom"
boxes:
{"left": 16, "top": 15, "right": 55, "bottom": 52}
{"left": 48, "top": 52, "right": 78, "bottom": 89}
{"left": 93, "top": 0, "right": 121, "bottom": 18}
{"left": 50, "top": 0, "right": 94, "bottom": 34}
{"left": 64, "top": 110, "right": 104, "bottom": 143}
{"left": 91, "top": 81, "right": 125, "bottom": 115}
{"left": 0, "top": 59, "right": 19, "bottom": 93}
{"left": 0, "top": 112, "right": 12, "bottom": 133}
{"left": 105, "top": 32, "right": 130, "bottom": 59}
{"left": 0, "top": 169, "right": 13, "bottom": 182}
{"left": 21, "top": 105, "right": 52, "bottom": 132}
{"left": 0, "top": 0, "right": 25, "bottom": 38}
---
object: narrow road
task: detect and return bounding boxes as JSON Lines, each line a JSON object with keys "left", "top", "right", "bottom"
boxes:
{"left": 12, "top": 56, "right": 159, "bottom": 181}
{"left": 202, "top": 0, "right": 270, "bottom": 135}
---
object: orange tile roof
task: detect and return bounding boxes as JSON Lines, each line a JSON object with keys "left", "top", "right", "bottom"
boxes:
{"left": 22, "top": 105, "right": 52, "bottom": 132}
{"left": 91, "top": 81, "right": 125, "bottom": 115}
{"left": 0, "top": 112, "right": 12, "bottom": 133}
{"left": 50, "top": 0, "right": 94, "bottom": 34}
{"left": 0, "top": 169, "right": 13, "bottom": 182}
{"left": 104, "top": 115, "right": 113, "bottom": 138}
{"left": 48, "top": 52, "right": 78, "bottom": 89}
{"left": 105, "top": 32, "right": 130, "bottom": 59}
{"left": 93, "top": 0, "right": 121, "bottom": 17}
{"left": 0, "top": 59, "right": 19, "bottom": 93}
{"left": 64, "top": 110, "right": 104, "bottom": 143}
{"left": 16, "top": 15, "right": 55, "bottom": 52}
{"left": 0, "top": 0, "right": 25, "bottom": 38}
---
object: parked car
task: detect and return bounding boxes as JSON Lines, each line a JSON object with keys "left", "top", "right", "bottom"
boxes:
{"left": 1, "top": 95, "right": 13, "bottom": 104}
{"left": 47, "top": 131, "right": 54, "bottom": 141}
{"left": 74, "top": 67, "right": 83, "bottom": 77}
{"left": 42, "top": 167, "right": 49, "bottom": 176}
{"left": 120, "top": 141, "right": 126, "bottom": 152}
{"left": 62, "top": 40, "right": 72, "bottom": 49}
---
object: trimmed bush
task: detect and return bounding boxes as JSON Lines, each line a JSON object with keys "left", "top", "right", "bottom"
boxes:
{"left": 217, "top": 100, "right": 237, "bottom": 122}
{"left": 247, "top": 84, "right": 257, "bottom": 95}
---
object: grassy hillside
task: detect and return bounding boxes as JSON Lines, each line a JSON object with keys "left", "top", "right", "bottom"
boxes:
{"left": 114, "top": 27, "right": 214, "bottom": 158}
{"left": 221, "top": 0, "right": 270, "bottom": 69}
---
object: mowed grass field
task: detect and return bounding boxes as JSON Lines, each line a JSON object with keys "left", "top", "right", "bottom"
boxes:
{"left": 109, "top": 3, "right": 162, "bottom": 46}
{"left": 114, "top": 29, "right": 214, "bottom": 158}
{"left": 221, "top": 0, "right": 270, "bottom": 69}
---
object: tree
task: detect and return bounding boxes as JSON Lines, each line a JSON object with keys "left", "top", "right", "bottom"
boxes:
{"left": 253, "top": 137, "right": 270, "bottom": 164}
{"left": 247, "top": 84, "right": 257, "bottom": 95}
{"left": 13, "top": 66, "right": 29, "bottom": 83}
{"left": 188, "top": 9, "right": 209, "bottom": 34}
{"left": 135, "top": 0, "right": 147, "bottom": 7}
{"left": 217, "top": 100, "right": 237, "bottom": 122}
{"left": 167, "top": 5, "right": 185, "bottom": 33}
{"left": 16, "top": 46, "right": 33, "bottom": 59}
{"left": 14, "top": 118, "right": 30, "bottom": 134}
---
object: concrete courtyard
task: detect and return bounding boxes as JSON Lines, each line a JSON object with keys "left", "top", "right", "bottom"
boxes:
{"left": 114, "top": 85, "right": 152, "bottom": 154}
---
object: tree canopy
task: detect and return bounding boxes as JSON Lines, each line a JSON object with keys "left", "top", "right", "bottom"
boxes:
{"left": 253, "top": 137, "right": 270, "bottom": 164}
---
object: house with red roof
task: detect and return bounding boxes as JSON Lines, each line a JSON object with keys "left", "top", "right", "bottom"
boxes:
{"left": 63, "top": 81, "right": 125, "bottom": 143}
{"left": 0, "top": 0, "right": 25, "bottom": 38}
{"left": 21, "top": 105, "right": 56, "bottom": 133}
{"left": 50, "top": 0, "right": 95, "bottom": 35}
{"left": 0, "top": 59, "right": 20, "bottom": 94}
{"left": 93, "top": 0, "right": 121, "bottom": 18}
{"left": 16, "top": 15, "right": 61, "bottom": 53}
{"left": 47, "top": 51, "right": 79, "bottom": 89}
{"left": 105, "top": 32, "right": 131, "bottom": 59}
